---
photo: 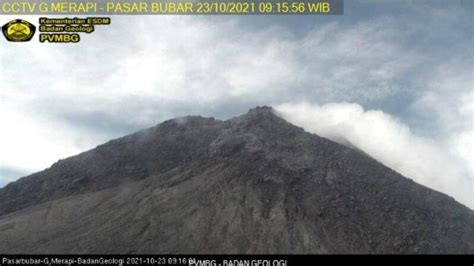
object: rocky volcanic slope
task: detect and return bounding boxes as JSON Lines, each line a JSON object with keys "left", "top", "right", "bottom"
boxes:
{"left": 0, "top": 106, "right": 472, "bottom": 254}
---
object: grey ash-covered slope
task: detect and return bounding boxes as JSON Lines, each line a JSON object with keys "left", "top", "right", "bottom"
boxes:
{"left": 0, "top": 106, "right": 473, "bottom": 254}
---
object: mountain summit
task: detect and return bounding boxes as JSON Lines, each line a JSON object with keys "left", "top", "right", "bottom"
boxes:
{"left": 0, "top": 106, "right": 472, "bottom": 253}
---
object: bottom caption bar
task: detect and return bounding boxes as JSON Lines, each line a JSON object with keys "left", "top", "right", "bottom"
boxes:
{"left": 0, "top": 255, "right": 472, "bottom": 266}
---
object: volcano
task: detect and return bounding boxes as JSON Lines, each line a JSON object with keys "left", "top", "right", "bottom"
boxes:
{"left": 0, "top": 106, "right": 472, "bottom": 254}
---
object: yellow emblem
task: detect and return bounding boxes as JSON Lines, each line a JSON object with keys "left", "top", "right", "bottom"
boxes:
{"left": 2, "top": 19, "right": 36, "bottom": 42}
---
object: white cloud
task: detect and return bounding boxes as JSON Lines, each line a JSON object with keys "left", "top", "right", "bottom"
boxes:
{"left": 275, "top": 102, "right": 473, "bottom": 209}
{"left": 0, "top": 104, "right": 84, "bottom": 173}
{"left": 411, "top": 60, "right": 474, "bottom": 177}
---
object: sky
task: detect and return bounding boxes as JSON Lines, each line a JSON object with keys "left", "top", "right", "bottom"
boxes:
{"left": 0, "top": 0, "right": 473, "bottom": 208}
